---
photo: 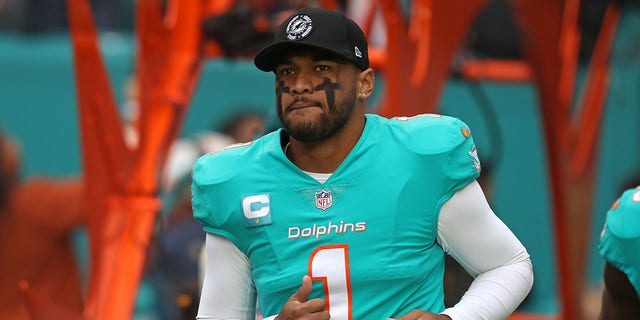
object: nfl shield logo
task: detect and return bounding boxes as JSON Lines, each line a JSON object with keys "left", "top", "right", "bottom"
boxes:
{"left": 315, "top": 189, "right": 333, "bottom": 210}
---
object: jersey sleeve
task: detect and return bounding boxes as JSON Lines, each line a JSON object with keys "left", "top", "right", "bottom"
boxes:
{"left": 440, "top": 117, "right": 481, "bottom": 208}
{"left": 191, "top": 152, "right": 242, "bottom": 247}
{"left": 390, "top": 114, "right": 481, "bottom": 212}
{"left": 598, "top": 187, "right": 640, "bottom": 298}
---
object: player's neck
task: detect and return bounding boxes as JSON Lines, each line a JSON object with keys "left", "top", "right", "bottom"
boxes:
{"left": 286, "top": 116, "right": 365, "bottom": 173}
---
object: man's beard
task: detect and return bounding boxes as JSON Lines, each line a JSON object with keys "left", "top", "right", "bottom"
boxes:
{"left": 277, "top": 89, "right": 358, "bottom": 142}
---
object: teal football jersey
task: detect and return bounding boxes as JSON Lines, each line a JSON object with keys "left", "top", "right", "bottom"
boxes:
{"left": 599, "top": 186, "right": 640, "bottom": 298}
{"left": 192, "top": 113, "right": 481, "bottom": 319}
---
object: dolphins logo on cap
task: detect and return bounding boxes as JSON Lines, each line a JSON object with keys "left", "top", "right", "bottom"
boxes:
{"left": 286, "top": 14, "right": 313, "bottom": 40}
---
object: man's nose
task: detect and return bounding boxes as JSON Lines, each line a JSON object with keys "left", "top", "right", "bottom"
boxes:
{"left": 290, "top": 71, "right": 314, "bottom": 95}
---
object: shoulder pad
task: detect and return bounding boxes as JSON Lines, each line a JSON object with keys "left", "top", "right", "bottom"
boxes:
{"left": 192, "top": 141, "right": 255, "bottom": 186}
{"left": 389, "top": 114, "right": 472, "bottom": 154}
{"left": 606, "top": 187, "right": 640, "bottom": 239}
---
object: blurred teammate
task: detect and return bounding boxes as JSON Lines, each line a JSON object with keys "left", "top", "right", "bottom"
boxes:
{"left": 148, "top": 111, "right": 267, "bottom": 319}
{"left": 193, "top": 7, "right": 533, "bottom": 320}
{"left": 598, "top": 182, "right": 640, "bottom": 319}
{"left": 162, "top": 111, "right": 266, "bottom": 193}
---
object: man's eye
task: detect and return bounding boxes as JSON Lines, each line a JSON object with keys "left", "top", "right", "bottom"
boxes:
{"left": 315, "top": 65, "right": 329, "bottom": 71}
{"left": 279, "top": 68, "right": 293, "bottom": 75}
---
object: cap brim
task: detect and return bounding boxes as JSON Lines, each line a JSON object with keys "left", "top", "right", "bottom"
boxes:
{"left": 254, "top": 42, "right": 291, "bottom": 72}
{"left": 254, "top": 42, "right": 346, "bottom": 72}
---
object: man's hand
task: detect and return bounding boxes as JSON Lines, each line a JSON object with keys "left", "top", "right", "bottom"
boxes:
{"left": 276, "top": 275, "right": 330, "bottom": 320}
{"left": 387, "top": 309, "right": 452, "bottom": 320}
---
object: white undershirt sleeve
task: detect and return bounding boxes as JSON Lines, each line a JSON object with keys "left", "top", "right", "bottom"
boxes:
{"left": 197, "top": 234, "right": 256, "bottom": 320}
{"left": 437, "top": 180, "right": 534, "bottom": 320}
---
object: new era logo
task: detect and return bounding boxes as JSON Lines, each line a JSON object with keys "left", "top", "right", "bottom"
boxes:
{"left": 354, "top": 46, "right": 362, "bottom": 58}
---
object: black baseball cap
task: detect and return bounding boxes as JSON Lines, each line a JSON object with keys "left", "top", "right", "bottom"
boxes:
{"left": 254, "top": 7, "right": 369, "bottom": 72}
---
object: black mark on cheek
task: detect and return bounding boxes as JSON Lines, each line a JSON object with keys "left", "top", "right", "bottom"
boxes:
{"left": 276, "top": 80, "right": 291, "bottom": 108}
{"left": 315, "top": 77, "right": 340, "bottom": 107}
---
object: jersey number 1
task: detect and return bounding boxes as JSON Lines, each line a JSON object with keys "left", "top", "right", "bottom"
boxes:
{"left": 309, "top": 244, "right": 353, "bottom": 320}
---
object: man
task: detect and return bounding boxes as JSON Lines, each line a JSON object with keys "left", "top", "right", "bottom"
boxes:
{"left": 193, "top": 7, "right": 533, "bottom": 320}
{"left": 0, "top": 130, "right": 85, "bottom": 319}
{"left": 598, "top": 184, "right": 640, "bottom": 319}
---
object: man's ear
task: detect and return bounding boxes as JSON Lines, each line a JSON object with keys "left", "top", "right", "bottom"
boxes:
{"left": 358, "top": 68, "right": 375, "bottom": 99}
